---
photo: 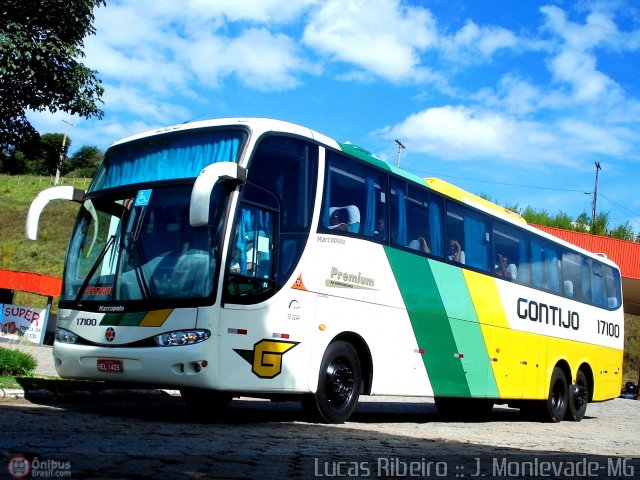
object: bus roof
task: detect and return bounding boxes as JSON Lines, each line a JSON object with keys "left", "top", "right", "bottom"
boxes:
{"left": 109, "top": 117, "right": 341, "bottom": 151}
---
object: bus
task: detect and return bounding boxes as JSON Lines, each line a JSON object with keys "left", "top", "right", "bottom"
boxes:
{"left": 25, "top": 118, "right": 624, "bottom": 423}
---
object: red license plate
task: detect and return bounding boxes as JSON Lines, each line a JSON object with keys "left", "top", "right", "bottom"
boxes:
{"left": 97, "top": 359, "right": 123, "bottom": 373}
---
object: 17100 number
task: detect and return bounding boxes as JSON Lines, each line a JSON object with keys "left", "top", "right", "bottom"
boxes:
{"left": 597, "top": 319, "right": 620, "bottom": 338}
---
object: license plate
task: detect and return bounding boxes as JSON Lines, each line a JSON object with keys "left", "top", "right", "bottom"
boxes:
{"left": 97, "top": 359, "right": 123, "bottom": 373}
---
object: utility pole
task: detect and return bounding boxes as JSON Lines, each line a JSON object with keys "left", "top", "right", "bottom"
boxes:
{"left": 55, "top": 119, "right": 73, "bottom": 185}
{"left": 590, "top": 161, "right": 601, "bottom": 231}
{"left": 395, "top": 139, "right": 405, "bottom": 168}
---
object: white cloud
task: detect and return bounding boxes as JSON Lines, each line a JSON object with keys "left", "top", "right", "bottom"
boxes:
{"left": 549, "top": 48, "right": 614, "bottom": 102}
{"left": 440, "top": 21, "right": 518, "bottom": 62}
{"left": 380, "top": 106, "right": 525, "bottom": 160}
{"left": 540, "top": 6, "right": 624, "bottom": 103}
{"left": 87, "top": 1, "right": 314, "bottom": 95}
{"left": 184, "top": 0, "right": 319, "bottom": 24}
{"left": 541, "top": 5, "right": 623, "bottom": 51}
{"left": 476, "top": 75, "right": 543, "bottom": 116}
{"left": 378, "top": 105, "right": 581, "bottom": 166}
{"left": 102, "top": 85, "right": 191, "bottom": 124}
{"left": 556, "top": 119, "right": 632, "bottom": 157}
{"left": 379, "top": 100, "right": 638, "bottom": 170}
{"left": 220, "top": 28, "right": 314, "bottom": 91}
{"left": 303, "top": 0, "right": 438, "bottom": 82}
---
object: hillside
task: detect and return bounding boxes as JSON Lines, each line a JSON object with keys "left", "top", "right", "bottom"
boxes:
{"left": 0, "top": 175, "right": 90, "bottom": 308}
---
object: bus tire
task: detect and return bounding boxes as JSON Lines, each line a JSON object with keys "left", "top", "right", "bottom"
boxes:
{"left": 565, "top": 370, "right": 589, "bottom": 422}
{"left": 180, "top": 388, "right": 233, "bottom": 412}
{"left": 541, "top": 366, "right": 569, "bottom": 422}
{"left": 303, "top": 341, "right": 361, "bottom": 424}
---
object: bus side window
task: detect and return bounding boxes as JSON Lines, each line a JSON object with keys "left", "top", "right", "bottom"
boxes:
{"left": 428, "top": 194, "right": 444, "bottom": 258}
{"left": 406, "top": 185, "right": 428, "bottom": 253}
{"left": 605, "top": 266, "right": 621, "bottom": 309}
{"left": 390, "top": 179, "right": 408, "bottom": 248}
{"left": 391, "top": 181, "right": 443, "bottom": 257}
{"left": 321, "top": 152, "right": 387, "bottom": 241}
{"left": 590, "top": 261, "right": 605, "bottom": 307}
{"left": 226, "top": 202, "right": 276, "bottom": 300}
{"left": 562, "top": 251, "right": 583, "bottom": 300}
{"left": 493, "top": 223, "right": 528, "bottom": 283}
{"left": 446, "top": 203, "right": 489, "bottom": 271}
{"left": 531, "top": 240, "right": 560, "bottom": 293}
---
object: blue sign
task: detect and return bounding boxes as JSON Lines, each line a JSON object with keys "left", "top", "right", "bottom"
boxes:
{"left": 134, "top": 189, "right": 152, "bottom": 206}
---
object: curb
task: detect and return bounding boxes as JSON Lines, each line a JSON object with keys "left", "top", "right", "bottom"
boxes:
{"left": 0, "top": 388, "right": 26, "bottom": 399}
{"left": 0, "top": 386, "right": 181, "bottom": 400}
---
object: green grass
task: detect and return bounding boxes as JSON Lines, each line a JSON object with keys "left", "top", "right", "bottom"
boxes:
{"left": 0, "top": 346, "right": 37, "bottom": 375}
{"left": 0, "top": 375, "right": 22, "bottom": 389}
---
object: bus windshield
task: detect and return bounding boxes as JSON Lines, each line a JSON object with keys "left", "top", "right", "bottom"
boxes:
{"left": 62, "top": 183, "right": 226, "bottom": 307}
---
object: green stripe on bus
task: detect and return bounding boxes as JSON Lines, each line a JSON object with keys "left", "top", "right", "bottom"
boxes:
{"left": 429, "top": 261, "right": 500, "bottom": 398}
{"left": 100, "top": 312, "right": 147, "bottom": 326}
{"left": 385, "top": 247, "right": 470, "bottom": 397}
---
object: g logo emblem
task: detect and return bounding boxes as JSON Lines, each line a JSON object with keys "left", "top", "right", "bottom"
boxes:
{"left": 234, "top": 339, "right": 299, "bottom": 378}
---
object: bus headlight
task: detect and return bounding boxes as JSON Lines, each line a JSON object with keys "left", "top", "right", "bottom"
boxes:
{"left": 154, "top": 329, "right": 211, "bottom": 347}
{"left": 55, "top": 327, "right": 78, "bottom": 344}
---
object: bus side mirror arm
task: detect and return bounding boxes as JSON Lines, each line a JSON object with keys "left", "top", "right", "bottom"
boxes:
{"left": 25, "top": 186, "right": 85, "bottom": 240}
{"left": 190, "top": 162, "right": 247, "bottom": 227}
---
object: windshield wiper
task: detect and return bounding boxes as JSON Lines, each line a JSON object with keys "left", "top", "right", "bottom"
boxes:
{"left": 125, "top": 238, "right": 152, "bottom": 299}
{"left": 75, "top": 235, "right": 116, "bottom": 305}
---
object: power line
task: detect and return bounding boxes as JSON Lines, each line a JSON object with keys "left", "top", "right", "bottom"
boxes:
{"left": 599, "top": 193, "right": 640, "bottom": 221}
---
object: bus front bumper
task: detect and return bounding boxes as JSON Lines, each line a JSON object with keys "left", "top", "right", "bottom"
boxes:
{"left": 52, "top": 337, "right": 221, "bottom": 390}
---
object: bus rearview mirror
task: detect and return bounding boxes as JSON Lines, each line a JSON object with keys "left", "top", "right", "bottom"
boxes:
{"left": 190, "top": 162, "right": 247, "bottom": 227}
{"left": 25, "top": 186, "right": 85, "bottom": 240}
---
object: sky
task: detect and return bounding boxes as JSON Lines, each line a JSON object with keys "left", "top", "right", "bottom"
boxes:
{"left": 29, "top": 0, "right": 640, "bottom": 233}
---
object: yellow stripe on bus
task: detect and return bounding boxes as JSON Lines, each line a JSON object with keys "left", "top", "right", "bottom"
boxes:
{"left": 462, "top": 270, "right": 509, "bottom": 329}
{"left": 139, "top": 309, "right": 173, "bottom": 327}
{"left": 425, "top": 177, "right": 526, "bottom": 224}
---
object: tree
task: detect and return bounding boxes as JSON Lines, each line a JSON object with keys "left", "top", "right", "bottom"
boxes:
{"left": 574, "top": 212, "right": 590, "bottom": 233}
{"left": 63, "top": 145, "right": 102, "bottom": 177}
{"left": 0, "top": 0, "right": 106, "bottom": 151}
{"left": 591, "top": 211, "right": 609, "bottom": 236}
{"left": 0, "top": 132, "right": 71, "bottom": 175}
{"left": 610, "top": 221, "right": 635, "bottom": 241}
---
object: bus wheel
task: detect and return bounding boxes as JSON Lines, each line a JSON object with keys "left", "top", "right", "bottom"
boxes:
{"left": 565, "top": 370, "right": 589, "bottom": 422}
{"left": 541, "top": 367, "right": 569, "bottom": 422}
{"left": 303, "top": 341, "right": 361, "bottom": 424}
{"left": 180, "top": 388, "right": 233, "bottom": 412}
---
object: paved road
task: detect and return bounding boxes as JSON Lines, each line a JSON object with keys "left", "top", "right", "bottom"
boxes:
{"left": 1, "top": 340, "right": 638, "bottom": 478}
{"left": 1, "top": 391, "right": 638, "bottom": 479}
